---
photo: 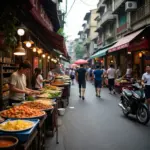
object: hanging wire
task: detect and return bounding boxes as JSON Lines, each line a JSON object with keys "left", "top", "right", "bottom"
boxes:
{"left": 66, "top": 0, "right": 76, "bottom": 17}
{"left": 79, "top": 0, "right": 97, "bottom": 6}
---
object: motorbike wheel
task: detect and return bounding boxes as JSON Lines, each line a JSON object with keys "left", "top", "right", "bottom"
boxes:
{"left": 136, "top": 104, "right": 150, "bottom": 125}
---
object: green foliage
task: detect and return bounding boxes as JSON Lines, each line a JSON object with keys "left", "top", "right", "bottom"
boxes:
{"left": 75, "top": 42, "right": 84, "bottom": 59}
{"left": 0, "top": 7, "right": 18, "bottom": 50}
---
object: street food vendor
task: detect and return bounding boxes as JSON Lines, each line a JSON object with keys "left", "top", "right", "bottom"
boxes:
{"left": 52, "top": 64, "right": 65, "bottom": 75}
{"left": 9, "top": 61, "right": 40, "bottom": 105}
{"left": 125, "top": 64, "right": 132, "bottom": 78}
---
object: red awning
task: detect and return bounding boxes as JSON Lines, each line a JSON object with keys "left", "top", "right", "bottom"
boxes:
{"left": 30, "top": 7, "right": 67, "bottom": 56}
{"left": 108, "top": 29, "right": 145, "bottom": 53}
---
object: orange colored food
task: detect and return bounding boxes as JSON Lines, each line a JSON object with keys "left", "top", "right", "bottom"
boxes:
{"left": 0, "top": 140, "right": 14, "bottom": 147}
{"left": 0, "top": 106, "right": 45, "bottom": 118}
{"left": 52, "top": 81, "right": 64, "bottom": 85}
{"left": 21, "top": 101, "right": 53, "bottom": 110}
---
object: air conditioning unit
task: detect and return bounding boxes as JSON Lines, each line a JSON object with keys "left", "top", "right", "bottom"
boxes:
{"left": 125, "top": 1, "right": 137, "bottom": 12}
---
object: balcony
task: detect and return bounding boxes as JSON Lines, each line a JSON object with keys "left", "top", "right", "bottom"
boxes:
{"left": 113, "top": 0, "right": 126, "bottom": 13}
{"left": 97, "top": 0, "right": 105, "bottom": 13}
{"left": 99, "top": 10, "right": 116, "bottom": 26}
{"left": 131, "top": 3, "right": 150, "bottom": 25}
{"left": 97, "top": 37, "right": 103, "bottom": 46}
{"left": 117, "top": 23, "right": 127, "bottom": 35}
{"left": 105, "top": 31, "right": 115, "bottom": 41}
{"left": 84, "top": 24, "right": 90, "bottom": 33}
{"left": 83, "top": 38, "right": 90, "bottom": 46}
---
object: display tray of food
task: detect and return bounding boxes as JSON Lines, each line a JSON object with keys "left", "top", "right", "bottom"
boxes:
{"left": 0, "top": 120, "right": 35, "bottom": 132}
{"left": 43, "top": 85, "right": 62, "bottom": 91}
{"left": 37, "top": 90, "right": 62, "bottom": 99}
{"left": 0, "top": 106, "right": 46, "bottom": 119}
{"left": 21, "top": 101, "right": 53, "bottom": 111}
{"left": 0, "top": 136, "right": 18, "bottom": 149}
{"left": 0, "top": 119, "right": 39, "bottom": 142}
{"left": 35, "top": 99, "right": 56, "bottom": 105}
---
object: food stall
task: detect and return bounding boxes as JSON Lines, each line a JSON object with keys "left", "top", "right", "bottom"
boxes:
{"left": 0, "top": 80, "right": 68, "bottom": 149}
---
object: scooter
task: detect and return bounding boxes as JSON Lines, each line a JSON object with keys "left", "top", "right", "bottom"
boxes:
{"left": 118, "top": 83, "right": 149, "bottom": 125}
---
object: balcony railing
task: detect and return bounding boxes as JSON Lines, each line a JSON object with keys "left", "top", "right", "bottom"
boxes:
{"left": 84, "top": 24, "right": 90, "bottom": 32}
{"left": 114, "top": 0, "right": 125, "bottom": 11}
{"left": 99, "top": 10, "right": 116, "bottom": 26}
{"left": 97, "top": 0, "right": 104, "bottom": 8}
{"left": 131, "top": 3, "right": 150, "bottom": 25}
{"left": 97, "top": 38, "right": 103, "bottom": 46}
{"left": 105, "top": 31, "right": 115, "bottom": 40}
{"left": 117, "top": 23, "right": 127, "bottom": 35}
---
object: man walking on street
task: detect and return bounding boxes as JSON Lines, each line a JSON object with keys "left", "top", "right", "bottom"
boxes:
{"left": 107, "top": 64, "right": 116, "bottom": 94}
{"left": 93, "top": 65, "right": 103, "bottom": 97}
{"left": 76, "top": 64, "right": 87, "bottom": 100}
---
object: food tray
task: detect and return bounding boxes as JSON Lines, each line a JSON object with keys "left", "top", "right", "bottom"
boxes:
{"left": 0, "top": 119, "right": 39, "bottom": 142}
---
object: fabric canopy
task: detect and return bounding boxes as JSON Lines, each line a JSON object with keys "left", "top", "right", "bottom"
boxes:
{"left": 90, "top": 48, "right": 108, "bottom": 59}
{"left": 109, "top": 29, "right": 144, "bottom": 53}
{"left": 74, "top": 59, "right": 88, "bottom": 65}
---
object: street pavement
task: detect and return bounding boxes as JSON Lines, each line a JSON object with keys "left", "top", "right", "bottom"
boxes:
{"left": 46, "top": 82, "right": 150, "bottom": 150}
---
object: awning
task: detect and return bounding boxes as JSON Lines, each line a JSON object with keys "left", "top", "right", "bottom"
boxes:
{"left": 30, "top": 7, "right": 67, "bottom": 56}
{"left": 109, "top": 29, "right": 145, "bottom": 53}
{"left": 90, "top": 41, "right": 117, "bottom": 59}
{"left": 90, "top": 48, "right": 108, "bottom": 59}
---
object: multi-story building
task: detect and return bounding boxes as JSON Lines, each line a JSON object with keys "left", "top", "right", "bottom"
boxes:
{"left": 66, "top": 40, "right": 76, "bottom": 63}
{"left": 92, "top": 0, "right": 150, "bottom": 77}
{"left": 83, "top": 9, "right": 98, "bottom": 57}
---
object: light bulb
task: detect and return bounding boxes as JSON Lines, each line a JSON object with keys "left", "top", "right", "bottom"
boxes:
{"left": 59, "top": 55, "right": 62, "bottom": 58}
{"left": 17, "top": 29, "right": 25, "bottom": 36}
{"left": 42, "top": 54, "right": 45, "bottom": 58}
{"left": 48, "top": 56, "right": 50, "bottom": 59}
{"left": 33, "top": 47, "right": 36, "bottom": 52}
{"left": 26, "top": 42, "right": 31, "bottom": 48}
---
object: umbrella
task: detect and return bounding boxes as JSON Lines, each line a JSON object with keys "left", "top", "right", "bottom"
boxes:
{"left": 74, "top": 59, "right": 88, "bottom": 65}
{"left": 70, "top": 64, "right": 78, "bottom": 68}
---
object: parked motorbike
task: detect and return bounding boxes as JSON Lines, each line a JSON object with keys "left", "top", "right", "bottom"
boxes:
{"left": 118, "top": 83, "right": 149, "bottom": 125}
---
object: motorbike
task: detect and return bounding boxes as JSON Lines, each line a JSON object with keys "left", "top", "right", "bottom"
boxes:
{"left": 118, "top": 83, "right": 149, "bottom": 125}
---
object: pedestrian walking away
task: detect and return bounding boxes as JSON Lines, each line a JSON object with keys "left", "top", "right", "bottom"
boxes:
{"left": 107, "top": 64, "right": 116, "bottom": 94}
{"left": 76, "top": 64, "right": 87, "bottom": 100}
{"left": 69, "top": 68, "right": 75, "bottom": 85}
{"left": 93, "top": 65, "right": 103, "bottom": 97}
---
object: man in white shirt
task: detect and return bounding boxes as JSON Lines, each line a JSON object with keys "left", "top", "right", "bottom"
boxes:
{"left": 142, "top": 66, "right": 150, "bottom": 104}
{"left": 107, "top": 64, "right": 116, "bottom": 94}
{"left": 9, "top": 61, "right": 40, "bottom": 105}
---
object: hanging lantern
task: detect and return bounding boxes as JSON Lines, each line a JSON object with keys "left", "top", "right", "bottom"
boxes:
{"left": 37, "top": 48, "right": 43, "bottom": 54}
{"left": 33, "top": 47, "right": 37, "bottom": 52}
{"left": 17, "top": 28, "right": 25, "bottom": 36}
{"left": 24, "top": 40, "right": 34, "bottom": 48}
{"left": 14, "top": 42, "right": 26, "bottom": 56}
{"left": 138, "top": 52, "right": 142, "bottom": 58}
{"left": 42, "top": 54, "right": 46, "bottom": 58}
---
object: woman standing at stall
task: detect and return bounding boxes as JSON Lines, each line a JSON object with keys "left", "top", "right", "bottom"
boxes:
{"left": 35, "top": 68, "right": 44, "bottom": 90}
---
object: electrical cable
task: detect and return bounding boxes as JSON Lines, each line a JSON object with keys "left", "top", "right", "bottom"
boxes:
{"left": 66, "top": 0, "right": 76, "bottom": 17}
{"left": 79, "top": 0, "right": 97, "bottom": 6}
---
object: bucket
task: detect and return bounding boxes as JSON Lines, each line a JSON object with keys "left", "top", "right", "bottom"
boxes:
{"left": 58, "top": 108, "right": 65, "bottom": 116}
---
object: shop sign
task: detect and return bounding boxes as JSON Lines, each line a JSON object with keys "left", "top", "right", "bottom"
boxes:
{"left": 33, "top": 57, "right": 39, "bottom": 69}
{"left": 128, "top": 39, "right": 149, "bottom": 52}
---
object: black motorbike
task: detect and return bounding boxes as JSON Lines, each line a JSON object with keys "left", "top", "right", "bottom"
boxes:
{"left": 119, "top": 83, "right": 149, "bottom": 125}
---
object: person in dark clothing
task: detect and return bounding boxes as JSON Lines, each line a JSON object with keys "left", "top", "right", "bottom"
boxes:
{"left": 76, "top": 64, "right": 87, "bottom": 100}
{"left": 93, "top": 65, "right": 103, "bottom": 97}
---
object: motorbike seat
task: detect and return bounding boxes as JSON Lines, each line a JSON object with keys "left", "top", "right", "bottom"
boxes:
{"left": 123, "top": 89, "right": 132, "bottom": 97}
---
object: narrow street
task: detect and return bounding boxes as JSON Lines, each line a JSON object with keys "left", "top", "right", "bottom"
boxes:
{"left": 46, "top": 82, "right": 150, "bottom": 150}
